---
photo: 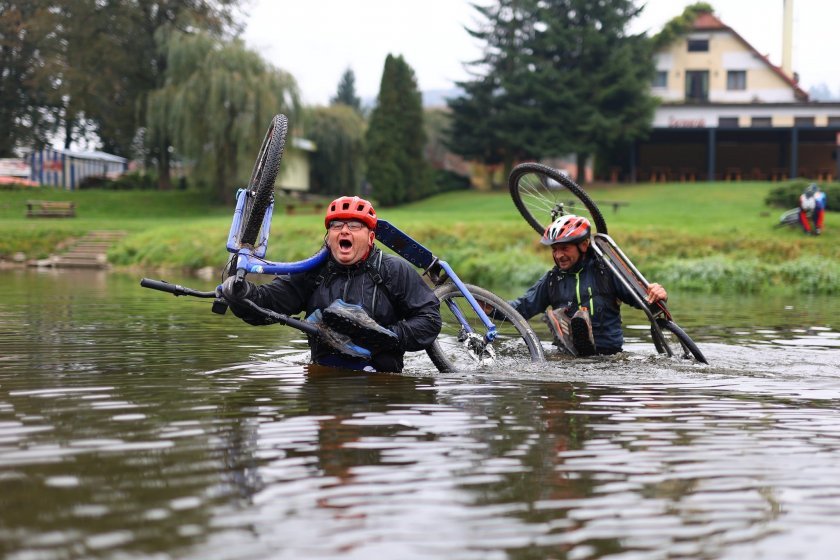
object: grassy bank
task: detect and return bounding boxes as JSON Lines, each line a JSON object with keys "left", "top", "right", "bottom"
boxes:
{"left": 1, "top": 182, "right": 837, "bottom": 294}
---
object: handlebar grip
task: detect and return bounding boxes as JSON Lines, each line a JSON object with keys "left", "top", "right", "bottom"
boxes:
{"left": 140, "top": 278, "right": 217, "bottom": 298}
{"left": 140, "top": 277, "right": 181, "bottom": 294}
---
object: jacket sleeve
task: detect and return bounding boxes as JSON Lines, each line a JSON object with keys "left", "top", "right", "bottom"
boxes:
{"left": 508, "top": 271, "right": 552, "bottom": 320}
{"left": 227, "top": 272, "right": 314, "bottom": 325}
{"left": 383, "top": 258, "right": 441, "bottom": 352}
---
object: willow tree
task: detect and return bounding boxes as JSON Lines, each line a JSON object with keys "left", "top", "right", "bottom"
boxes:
{"left": 146, "top": 31, "right": 300, "bottom": 200}
{"left": 305, "top": 104, "right": 366, "bottom": 195}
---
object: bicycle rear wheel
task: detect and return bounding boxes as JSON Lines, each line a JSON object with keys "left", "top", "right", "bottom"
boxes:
{"left": 426, "top": 283, "right": 545, "bottom": 373}
{"left": 509, "top": 162, "right": 608, "bottom": 235}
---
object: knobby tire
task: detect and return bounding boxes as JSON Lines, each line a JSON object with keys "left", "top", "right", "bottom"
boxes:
{"left": 509, "top": 162, "right": 608, "bottom": 235}
{"left": 655, "top": 318, "right": 708, "bottom": 364}
{"left": 241, "top": 114, "right": 288, "bottom": 248}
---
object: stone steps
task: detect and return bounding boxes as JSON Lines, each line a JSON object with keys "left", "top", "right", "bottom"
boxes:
{"left": 32, "top": 230, "right": 127, "bottom": 269}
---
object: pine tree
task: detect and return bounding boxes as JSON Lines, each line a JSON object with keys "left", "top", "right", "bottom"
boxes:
{"left": 331, "top": 68, "right": 362, "bottom": 113}
{"left": 448, "top": 0, "right": 656, "bottom": 183}
{"left": 365, "top": 54, "right": 431, "bottom": 206}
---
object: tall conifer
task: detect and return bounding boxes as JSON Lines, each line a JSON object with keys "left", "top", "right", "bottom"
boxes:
{"left": 448, "top": 0, "right": 656, "bottom": 183}
{"left": 365, "top": 54, "right": 431, "bottom": 206}
{"left": 331, "top": 68, "right": 362, "bottom": 114}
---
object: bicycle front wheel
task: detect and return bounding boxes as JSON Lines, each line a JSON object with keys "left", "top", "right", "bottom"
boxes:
{"left": 509, "top": 162, "right": 608, "bottom": 235}
{"left": 240, "top": 114, "right": 289, "bottom": 248}
{"left": 426, "top": 283, "right": 545, "bottom": 373}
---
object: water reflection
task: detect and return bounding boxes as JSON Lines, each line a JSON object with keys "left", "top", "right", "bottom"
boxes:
{"left": 1, "top": 269, "right": 839, "bottom": 559}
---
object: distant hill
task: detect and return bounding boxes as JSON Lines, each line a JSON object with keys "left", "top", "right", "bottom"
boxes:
{"left": 422, "top": 88, "right": 464, "bottom": 107}
{"left": 362, "top": 87, "right": 465, "bottom": 111}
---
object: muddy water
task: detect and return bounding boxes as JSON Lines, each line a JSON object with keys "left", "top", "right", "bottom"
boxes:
{"left": 1, "top": 269, "right": 838, "bottom": 559}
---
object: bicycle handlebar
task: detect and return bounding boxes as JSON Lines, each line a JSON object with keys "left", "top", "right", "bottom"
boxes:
{"left": 140, "top": 278, "right": 217, "bottom": 298}
{"left": 140, "top": 277, "right": 320, "bottom": 337}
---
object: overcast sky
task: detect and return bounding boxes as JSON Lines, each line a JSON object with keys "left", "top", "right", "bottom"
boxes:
{"left": 243, "top": 0, "right": 839, "bottom": 106}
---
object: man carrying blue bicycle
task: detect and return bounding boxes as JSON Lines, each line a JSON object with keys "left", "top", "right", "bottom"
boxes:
{"left": 221, "top": 196, "right": 442, "bottom": 372}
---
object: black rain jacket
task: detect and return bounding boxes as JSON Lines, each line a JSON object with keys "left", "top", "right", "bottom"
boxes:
{"left": 510, "top": 251, "right": 640, "bottom": 354}
{"left": 228, "top": 246, "right": 441, "bottom": 372}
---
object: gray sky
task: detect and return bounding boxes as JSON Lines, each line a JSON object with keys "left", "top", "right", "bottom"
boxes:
{"left": 243, "top": 0, "right": 839, "bottom": 106}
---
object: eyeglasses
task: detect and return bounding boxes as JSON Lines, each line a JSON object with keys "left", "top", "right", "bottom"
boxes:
{"left": 328, "top": 220, "right": 366, "bottom": 231}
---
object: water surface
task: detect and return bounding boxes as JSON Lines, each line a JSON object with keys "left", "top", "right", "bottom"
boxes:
{"left": 1, "top": 269, "right": 838, "bottom": 559}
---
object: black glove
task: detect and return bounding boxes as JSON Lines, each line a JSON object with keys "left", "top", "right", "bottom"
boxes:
{"left": 219, "top": 276, "right": 255, "bottom": 303}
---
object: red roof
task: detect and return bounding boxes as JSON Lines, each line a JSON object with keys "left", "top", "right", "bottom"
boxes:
{"left": 691, "top": 11, "right": 808, "bottom": 101}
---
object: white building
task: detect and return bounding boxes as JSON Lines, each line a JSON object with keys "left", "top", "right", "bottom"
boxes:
{"left": 626, "top": 5, "right": 840, "bottom": 183}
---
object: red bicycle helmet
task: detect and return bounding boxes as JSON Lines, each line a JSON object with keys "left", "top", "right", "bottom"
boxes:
{"left": 541, "top": 215, "right": 591, "bottom": 245}
{"left": 324, "top": 196, "right": 377, "bottom": 230}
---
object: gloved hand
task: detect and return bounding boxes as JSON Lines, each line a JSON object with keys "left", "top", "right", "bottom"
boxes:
{"left": 219, "top": 276, "right": 255, "bottom": 303}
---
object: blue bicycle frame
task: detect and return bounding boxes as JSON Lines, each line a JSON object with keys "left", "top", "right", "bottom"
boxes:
{"left": 225, "top": 189, "right": 497, "bottom": 345}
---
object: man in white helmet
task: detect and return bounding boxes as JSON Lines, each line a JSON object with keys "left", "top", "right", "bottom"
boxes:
{"left": 509, "top": 214, "right": 667, "bottom": 356}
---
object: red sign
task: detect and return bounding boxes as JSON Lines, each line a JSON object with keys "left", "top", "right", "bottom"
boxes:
{"left": 668, "top": 117, "right": 706, "bottom": 128}
{"left": 44, "top": 160, "right": 63, "bottom": 172}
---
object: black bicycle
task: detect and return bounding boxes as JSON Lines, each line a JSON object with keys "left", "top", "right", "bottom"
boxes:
{"left": 509, "top": 162, "right": 708, "bottom": 364}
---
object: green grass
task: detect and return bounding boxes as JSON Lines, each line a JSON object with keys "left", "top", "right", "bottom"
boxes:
{"left": 1, "top": 182, "right": 837, "bottom": 294}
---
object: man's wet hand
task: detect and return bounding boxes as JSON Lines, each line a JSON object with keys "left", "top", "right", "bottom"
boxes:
{"left": 645, "top": 283, "right": 667, "bottom": 304}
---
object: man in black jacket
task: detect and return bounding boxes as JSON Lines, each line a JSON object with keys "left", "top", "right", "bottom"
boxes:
{"left": 510, "top": 214, "right": 667, "bottom": 356}
{"left": 221, "top": 196, "right": 441, "bottom": 372}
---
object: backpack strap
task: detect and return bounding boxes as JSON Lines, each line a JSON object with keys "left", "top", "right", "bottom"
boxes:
{"left": 366, "top": 249, "right": 385, "bottom": 311}
{"left": 314, "top": 260, "right": 337, "bottom": 288}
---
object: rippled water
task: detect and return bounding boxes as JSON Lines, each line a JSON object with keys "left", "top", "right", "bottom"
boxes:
{"left": 1, "top": 269, "right": 838, "bottom": 559}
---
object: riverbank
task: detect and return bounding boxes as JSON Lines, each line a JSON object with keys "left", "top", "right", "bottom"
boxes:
{"left": 1, "top": 183, "right": 837, "bottom": 294}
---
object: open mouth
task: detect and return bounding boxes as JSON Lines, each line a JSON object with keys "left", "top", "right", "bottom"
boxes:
{"left": 339, "top": 239, "right": 353, "bottom": 250}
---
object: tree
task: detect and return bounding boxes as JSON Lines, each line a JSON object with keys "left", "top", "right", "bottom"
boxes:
{"left": 146, "top": 31, "right": 300, "bottom": 201}
{"left": 305, "top": 104, "right": 366, "bottom": 195}
{"left": 331, "top": 67, "right": 362, "bottom": 113}
{"left": 0, "top": 0, "right": 241, "bottom": 183}
{"left": 117, "top": 0, "right": 241, "bottom": 188}
{"left": 448, "top": 0, "right": 657, "bottom": 183}
{"left": 547, "top": 0, "right": 657, "bottom": 182}
{"left": 0, "top": 2, "right": 62, "bottom": 156}
{"left": 365, "top": 54, "right": 431, "bottom": 206}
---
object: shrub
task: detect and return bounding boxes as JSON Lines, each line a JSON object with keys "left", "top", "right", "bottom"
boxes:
{"left": 765, "top": 179, "right": 839, "bottom": 209}
{"left": 78, "top": 171, "right": 159, "bottom": 190}
{"left": 433, "top": 169, "right": 471, "bottom": 194}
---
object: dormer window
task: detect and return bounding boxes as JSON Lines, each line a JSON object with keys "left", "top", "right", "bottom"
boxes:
{"left": 687, "top": 38, "right": 709, "bottom": 52}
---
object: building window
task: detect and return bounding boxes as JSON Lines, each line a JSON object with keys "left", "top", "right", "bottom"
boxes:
{"left": 719, "top": 117, "right": 739, "bottom": 128}
{"left": 727, "top": 70, "right": 746, "bottom": 90}
{"left": 794, "top": 116, "right": 814, "bottom": 127}
{"left": 687, "top": 38, "right": 709, "bottom": 52}
{"left": 653, "top": 71, "right": 667, "bottom": 88}
{"left": 685, "top": 71, "right": 709, "bottom": 102}
{"left": 751, "top": 116, "right": 772, "bottom": 127}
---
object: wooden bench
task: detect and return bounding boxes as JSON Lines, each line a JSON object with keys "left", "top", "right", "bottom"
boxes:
{"left": 26, "top": 200, "right": 76, "bottom": 218}
{"left": 285, "top": 202, "right": 324, "bottom": 215}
